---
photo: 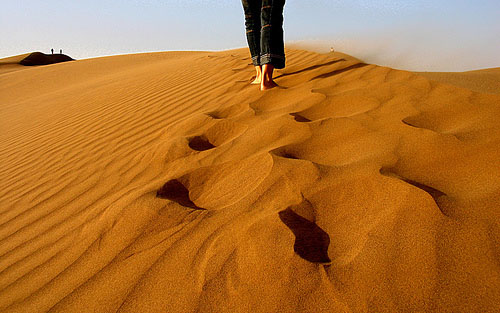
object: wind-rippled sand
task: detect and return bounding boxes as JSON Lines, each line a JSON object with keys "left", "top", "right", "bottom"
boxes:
{"left": 1, "top": 48, "right": 499, "bottom": 312}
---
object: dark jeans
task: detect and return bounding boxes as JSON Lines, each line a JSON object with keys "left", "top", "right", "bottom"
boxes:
{"left": 242, "top": 0, "right": 286, "bottom": 69}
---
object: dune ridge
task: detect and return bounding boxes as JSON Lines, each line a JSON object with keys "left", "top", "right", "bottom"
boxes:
{"left": 19, "top": 52, "right": 74, "bottom": 66}
{"left": 1, "top": 48, "right": 500, "bottom": 312}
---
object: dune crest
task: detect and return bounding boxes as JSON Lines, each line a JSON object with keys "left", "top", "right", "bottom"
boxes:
{"left": 0, "top": 52, "right": 73, "bottom": 75}
{"left": 1, "top": 48, "right": 500, "bottom": 312}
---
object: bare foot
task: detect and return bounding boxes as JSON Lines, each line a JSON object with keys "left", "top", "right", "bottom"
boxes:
{"left": 261, "top": 79, "right": 278, "bottom": 90}
{"left": 260, "top": 63, "right": 278, "bottom": 91}
{"left": 251, "top": 66, "right": 262, "bottom": 85}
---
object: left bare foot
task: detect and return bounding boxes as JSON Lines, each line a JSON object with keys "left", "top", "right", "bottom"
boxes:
{"left": 251, "top": 66, "right": 262, "bottom": 85}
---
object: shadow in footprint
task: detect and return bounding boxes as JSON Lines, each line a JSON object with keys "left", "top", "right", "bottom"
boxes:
{"left": 279, "top": 208, "right": 331, "bottom": 264}
{"left": 157, "top": 179, "right": 204, "bottom": 210}
{"left": 206, "top": 112, "right": 223, "bottom": 119}
{"left": 290, "top": 112, "right": 311, "bottom": 123}
{"left": 188, "top": 136, "right": 215, "bottom": 151}
{"left": 281, "top": 153, "right": 299, "bottom": 160}
{"left": 272, "top": 149, "right": 300, "bottom": 160}
{"left": 402, "top": 118, "right": 418, "bottom": 128}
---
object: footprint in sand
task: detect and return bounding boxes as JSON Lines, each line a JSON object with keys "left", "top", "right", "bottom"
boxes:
{"left": 156, "top": 179, "right": 205, "bottom": 210}
{"left": 188, "top": 136, "right": 215, "bottom": 151}
{"left": 289, "top": 112, "right": 312, "bottom": 123}
{"left": 277, "top": 152, "right": 300, "bottom": 160}
{"left": 402, "top": 114, "right": 460, "bottom": 140}
{"left": 186, "top": 118, "right": 248, "bottom": 152}
{"left": 279, "top": 207, "right": 331, "bottom": 264}
{"left": 157, "top": 153, "right": 273, "bottom": 211}
{"left": 270, "top": 146, "right": 302, "bottom": 160}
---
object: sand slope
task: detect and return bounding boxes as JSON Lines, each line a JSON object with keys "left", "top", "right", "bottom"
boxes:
{"left": 18, "top": 52, "right": 73, "bottom": 67}
{"left": 0, "top": 53, "right": 31, "bottom": 75}
{"left": 416, "top": 67, "right": 500, "bottom": 95}
{"left": 1, "top": 48, "right": 500, "bottom": 313}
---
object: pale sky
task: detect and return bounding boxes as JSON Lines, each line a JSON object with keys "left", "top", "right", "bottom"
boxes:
{"left": 1, "top": 0, "right": 499, "bottom": 71}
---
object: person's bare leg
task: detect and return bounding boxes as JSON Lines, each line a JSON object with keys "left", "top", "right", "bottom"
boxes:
{"left": 251, "top": 66, "right": 262, "bottom": 84}
{"left": 261, "top": 63, "right": 278, "bottom": 91}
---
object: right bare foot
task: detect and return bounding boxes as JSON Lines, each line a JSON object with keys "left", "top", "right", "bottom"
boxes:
{"left": 260, "top": 63, "right": 277, "bottom": 91}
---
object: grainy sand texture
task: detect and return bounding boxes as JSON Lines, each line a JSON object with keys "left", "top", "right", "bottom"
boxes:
{"left": 1, "top": 48, "right": 500, "bottom": 313}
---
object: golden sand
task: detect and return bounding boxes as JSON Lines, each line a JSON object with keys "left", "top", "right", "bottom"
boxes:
{"left": 417, "top": 68, "right": 500, "bottom": 95}
{"left": 1, "top": 48, "right": 499, "bottom": 312}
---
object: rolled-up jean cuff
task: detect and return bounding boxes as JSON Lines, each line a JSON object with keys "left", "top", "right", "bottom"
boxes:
{"left": 251, "top": 55, "right": 260, "bottom": 66}
{"left": 260, "top": 53, "right": 285, "bottom": 69}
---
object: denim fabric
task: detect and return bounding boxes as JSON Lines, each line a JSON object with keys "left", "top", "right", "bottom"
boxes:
{"left": 242, "top": 0, "right": 286, "bottom": 69}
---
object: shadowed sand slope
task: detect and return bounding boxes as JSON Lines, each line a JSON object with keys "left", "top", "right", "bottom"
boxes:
{"left": 19, "top": 52, "right": 73, "bottom": 66}
{"left": 1, "top": 48, "right": 500, "bottom": 313}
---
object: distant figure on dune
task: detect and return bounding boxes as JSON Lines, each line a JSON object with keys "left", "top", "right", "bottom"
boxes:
{"left": 60, "top": 49, "right": 62, "bottom": 54}
{"left": 51, "top": 48, "right": 54, "bottom": 54}
{"left": 242, "top": 0, "right": 286, "bottom": 91}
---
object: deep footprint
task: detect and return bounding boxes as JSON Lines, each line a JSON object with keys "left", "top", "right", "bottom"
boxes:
{"left": 206, "top": 112, "right": 223, "bottom": 120}
{"left": 281, "top": 153, "right": 299, "bottom": 160}
{"left": 156, "top": 179, "right": 204, "bottom": 210}
{"left": 401, "top": 118, "right": 418, "bottom": 128}
{"left": 290, "top": 113, "right": 311, "bottom": 123}
{"left": 272, "top": 149, "right": 300, "bottom": 160}
{"left": 188, "top": 136, "right": 215, "bottom": 151}
{"left": 279, "top": 208, "right": 331, "bottom": 264}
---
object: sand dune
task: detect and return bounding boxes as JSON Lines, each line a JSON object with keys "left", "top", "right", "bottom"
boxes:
{"left": 1, "top": 48, "right": 499, "bottom": 313}
{"left": 18, "top": 52, "right": 73, "bottom": 67}
{"left": 0, "top": 53, "right": 31, "bottom": 75}
{"left": 0, "top": 52, "right": 73, "bottom": 75}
